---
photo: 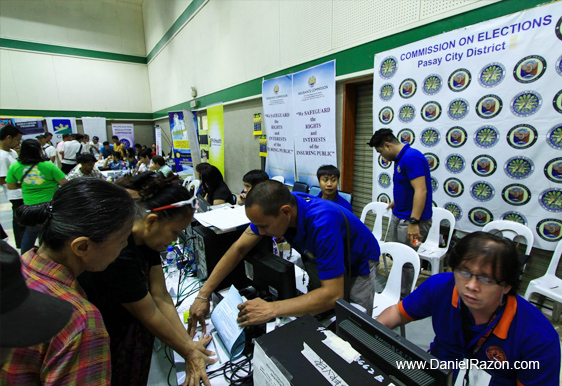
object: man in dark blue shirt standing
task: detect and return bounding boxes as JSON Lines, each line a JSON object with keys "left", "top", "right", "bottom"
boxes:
{"left": 369, "top": 128, "right": 432, "bottom": 297}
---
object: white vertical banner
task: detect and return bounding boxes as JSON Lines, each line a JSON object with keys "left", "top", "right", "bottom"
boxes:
{"left": 155, "top": 126, "right": 162, "bottom": 156}
{"left": 111, "top": 123, "right": 135, "bottom": 148}
{"left": 45, "top": 117, "right": 77, "bottom": 147}
{"left": 292, "top": 60, "right": 337, "bottom": 187}
{"left": 262, "top": 75, "right": 296, "bottom": 185}
{"left": 183, "top": 108, "right": 201, "bottom": 170}
{"left": 81, "top": 117, "right": 107, "bottom": 142}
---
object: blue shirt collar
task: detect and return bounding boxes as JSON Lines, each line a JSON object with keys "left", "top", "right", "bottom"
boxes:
{"left": 290, "top": 193, "right": 307, "bottom": 245}
{"left": 395, "top": 143, "right": 410, "bottom": 162}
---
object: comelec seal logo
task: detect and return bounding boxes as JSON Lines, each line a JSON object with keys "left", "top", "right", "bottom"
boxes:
{"left": 554, "top": 90, "right": 562, "bottom": 114}
{"left": 421, "top": 101, "right": 441, "bottom": 122}
{"left": 468, "top": 207, "right": 494, "bottom": 227}
{"left": 273, "top": 85, "right": 279, "bottom": 94}
{"left": 445, "top": 154, "right": 465, "bottom": 174}
{"left": 378, "top": 154, "right": 391, "bottom": 169}
{"left": 446, "top": 127, "right": 467, "bottom": 148}
{"left": 556, "top": 15, "right": 562, "bottom": 41}
{"left": 556, "top": 55, "right": 562, "bottom": 77}
{"left": 444, "top": 203, "right": 463, "bottom": 221}
{"left": 431, "top": 177, "right": 438, "bottom": 193}
{"left": 475, "top": 95, "right": 502, "bottom": 119}
{"left": 378, "top": 173, "right": 392, "bottom": 188}
{"left": 513, "top": 55, "right": 547, "bottom": 84}
{"left": 486, "top": 346, "right": 507, "bottom": 363}
{"left": 420, "top": 128, "right": 440, "bottom": 147}
{"left": 547, "top": 124, "right": 562, "bottom": 149}
{"left": 539, "top": 188, "right": 562, "bottom": 213}
{"left": 379, "top": 107, "right": 394, "bottom": 124}
{"left": 474, "top": 125, "right": 499, "bottom": 148}
{"left": 502, "top": 184, "right": 531, "bottom": 206}
{"left": 510, "top": 90, "right": 542, "bottom": 117}
{"left": 399, "top": 78, "right": 417, "bottom": 98}
{"left": 544, "top": 157, "right": 562, "bottom": 184}
{"left": 398, "top": 104, "right": 416, "bottom": 123}
{"left": 501, "top": 211, "right": 528, "bottom": 225}
{"left": 425, "top": 153, "right": 440, "bottom": 172}
{"left": 472, "top": 155, "right": 497, "bottom": 177}
{"left": 308, "top": 76, "right": 316, "bottom": 88}
{"left": 470, "top": 181, "right": 495, "bottom": 202}
{"left": 398, "top": 129, "right": 415, "bottom": 145}
{"left": 444, "top": 178, "right": 464, "bottom": 198}
{"left": 506, "top": 124, "right": 538, "bottom": 150}
{"left": 379, "top": 83, "right": 394, "bottom": 101}
{"left": 422, "top": 74, "right": 442, "bottom": 96}
{"left": 536, "top": 219, "right": 562, "bottom": 242}
{"left": 379, "top": 56, "right": 398, "bottom": 79}
{"left": 504, "top": 156, "right": 534, "bottom": 180}
{"left": 377, "top": 193, "right": 391, "bottom": 204}
{"left": 478, "top": 63, "right": 505, "bottom": 88}
{"left": 448, "top": 68, "right": 471, "bottom": 92}
{"left": 448, "top": 99, "right": 469, "bottom": 120}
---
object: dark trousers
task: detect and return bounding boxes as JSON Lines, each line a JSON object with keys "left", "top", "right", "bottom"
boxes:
{"left": 9, "top": 199, "right": 25, "bottom": 248}
{"left": 61, "top": 163, "right": 76, "bottom": 174}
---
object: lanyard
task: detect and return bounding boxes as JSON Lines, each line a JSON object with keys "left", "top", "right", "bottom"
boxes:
{"left": 460, "top": 299, "right": 505, "bottom": 356}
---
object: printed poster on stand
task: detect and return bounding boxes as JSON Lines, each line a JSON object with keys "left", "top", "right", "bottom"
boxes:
{"left": 111, "top": 123, "right": 135, "bottom": 148}
{"left": 169, "top": 111, "right": 197, "bottom": 178}
{"left": 207, "top": 105, "right": 225, "bottom": 176}
{"left": 45, "top": 117, "right": 77, "bottom": 147}
{"left": 1, "top": 117, "right": 45, "bottom": 142}
{"left": 81, "top": 117, "right": 107, "bottom": 143}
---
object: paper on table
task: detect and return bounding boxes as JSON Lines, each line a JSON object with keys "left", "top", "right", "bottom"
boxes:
{"left": 194, "top": 205, "right": 250, "bottom": 231}
{"left": 211, "top": 285, "right": 246, "bottom": 359}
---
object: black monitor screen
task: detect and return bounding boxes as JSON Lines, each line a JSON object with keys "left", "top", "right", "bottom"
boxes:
{"left": 244, "top": 250, "right": 296, "bottom": 301}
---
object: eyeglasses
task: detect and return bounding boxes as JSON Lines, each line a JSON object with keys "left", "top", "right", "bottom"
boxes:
{"left": 454, "top": 268, "right": 503, "bottom": 286}
{"left": 148, "top": 196, "right": 199, "bottom": 213}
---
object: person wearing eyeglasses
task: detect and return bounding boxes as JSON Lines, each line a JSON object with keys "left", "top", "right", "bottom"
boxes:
{"left": 376, "top": 231, "right": 560, "bottom": 386}
{"left": 77, "top": 172, "right": 215, "bottom": 386}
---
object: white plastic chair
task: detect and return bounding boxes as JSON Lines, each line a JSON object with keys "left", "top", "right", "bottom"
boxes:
{"left": 417, "top": 208, "right": 456, "bottom": 276}
{"left": 182, "top": 175, "right": 193, "bottom": 188}
{"left": 372, "top": 242, "right": 420, "bottom": 319}
{"left": 271, "top": 176, "right": 284, "bottom": 183}
{"left": 482, "top": 220, "right": 534, "bottom": 256}
{"left": 187, "top": 179, "right": 201, "bottom": 195}
{"left": 524, "top": 240, "right": 562, "bottom": 321}
{"left": 360, "top": 202, "right": 392, "bottom": 275}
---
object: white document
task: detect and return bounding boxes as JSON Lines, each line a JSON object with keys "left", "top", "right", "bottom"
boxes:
{"left": 194, "top": 205, "right": 250, "bottom": 231}
{"left": 211, "top": 285, "right": 246, "bottom": 359}
{"left": 301, "top": 342, "right": 349, "bottom": 386}
{"left": 253, "top": 341, "right": 291, "bottom": 386}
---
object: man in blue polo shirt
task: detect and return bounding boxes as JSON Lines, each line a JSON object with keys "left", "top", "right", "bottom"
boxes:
{"left": 369, "top": 128, "right": 432, "bottom": 297}
{"left": 188, "top": 180, "right": 380, "bottom": 335}
{"left": 315, "top": 164, "right": 353, "bottom": 213}
{"left": 377, "top": 232, "right": 560, "bottom": 386}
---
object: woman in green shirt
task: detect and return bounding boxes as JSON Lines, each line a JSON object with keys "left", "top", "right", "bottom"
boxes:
{"left": 6, "top": 139, "right": 67, "bottom": 253}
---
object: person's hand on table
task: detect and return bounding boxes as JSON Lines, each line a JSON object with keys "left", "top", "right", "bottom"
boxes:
{"left": 183, "top": 336, "right": 216, "bottom": 386}
{"left": 188, "top": 298, "right": 210, "bottom": 337}
{"left": 237, "top": 298, "right": 278, "bottom": 327}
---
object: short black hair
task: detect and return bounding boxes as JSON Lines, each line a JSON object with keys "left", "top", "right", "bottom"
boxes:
{"left": 448, "top": 231, "right": 521, "bottom": 295}
{"left": 245, "top": 180, "right": 295, "bottom": 216}
{"left": 77, "top": 154, "right": 96, "bottom": 164}
{"left": 243, "top": 170, "right": 269, "bottom": 187}
{"left": 103, "top": 141, "right": 110, "bottom": 146}
{"left": 138, "top": 148, "right": 152, "bottom": 159}
{"left": 367, "top": 128, "right": 399, "bottom": 148}
{"left": 35, "top": 135, "right": 46, "bottom": 140}
{"left": 45, "top": 132, "right": 53, "bottom": 138}
{"left": 19, "top": 139, "right": 43, "bottom": 165}
{"left": 152, "top": 155, "right": 165, "bottom": 166}
{"left": 112, "top": 135, "right": 119, "bottom": 140}
{"left": 0, "top": 125, "right": 23, "bottom": 141}
{"left": 62, "top": 134, "right": 71, "bottom": 139}
{"left": 74, "top": 133, "right": 84, "bottom": 141}
{"left": 317, "top": 165, "right": 340, "bottom": 180}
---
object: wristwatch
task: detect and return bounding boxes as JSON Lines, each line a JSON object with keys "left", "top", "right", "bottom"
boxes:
{"left": 409, "top": 217, "right": 420, "bottom": 225}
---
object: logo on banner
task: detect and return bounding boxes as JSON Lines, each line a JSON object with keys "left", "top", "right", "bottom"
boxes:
{"left": 547, "top": 124, "right": 562, "bottom": 149}
{"left": 378, "top": 154, "right": 391, "bottom": 169}
{"left": 469, "top": 207, "right": 494, "bottom": 227}
{"left": 448, "top": 99, "right": 469, "bottom": 120}
{"left": 398, "top": 104, "right": 416, "bottom": 123}
{"left": 556, "top": 16, "right": 562, "bottom": 41}
{"left": 425, "top": 153, "right": 440, "bottom": 172}
{"left": 501, "top": 211, "right": 528, "bottom": 225}
{"left": 398, "top": 129, "right": 415, "bottom": 145}
{"left": 513, "top": 55, "right": 546, "bottom": 83}
{"left": 444, "top": 178, "right": 464, "bottom": 198}
{"left": 379, "top": 56, "right": 398, "bottom": 79}
{"left": 502, "top": 184, "right": 531, "bottom": 206}
{"left": 504, "top": 156, "right": 534, "bottom": 180}
{"left": 378, "top": 173, "right": 391, "bottom": 188}
{"left": 470, "top": 181, "right": 495, "bottom": 202}
{"left": 448, "top": 68, "right": 471, "bottom": 92}
{"left": 486, "top": 347, "right": 507, "bottom": 363}
{"left": 274, "top": 85, "right": 279, "bottom": 94}
{"left": 474, "top": 125, "right": 499, "bottom": 148}
{"left": 377, "top": 193, "right": 391, "bottom": 204}
{"left": 475, "top": 95, "right": 502, "bottom": 119}
{"left": 539, "top": 188, "right": 562, "bottom": 213}
{"left": 379, "top": 83, "right": 395, "bottom": 101}
{"left": 422, "top": 74, "right": 442, "bottom": 95}
{"left": 431, "top": 177, "right": 439, "bottom": 193}
{"left": 556, "top": 55, "right": 562, "bottom": 77}
{"left": 446, "top": 154, "right": 465, "bottom": 174}
{"left": 379, "top": 107, "right": 394, "bottom": 124}
{"left": 544, "top": 158, "right": 562, "bottom": 183}
{"left": 507, "top": 124, "right": 538, "bottom": 149}
{"left": 308, "top": 76, "right": 316, "bottom": 88}
{"left": 446, "top": 127, "right": 467, "bottom": 148}
{"left": 420, "top": 128, "right": 440, "bottom": 147}
{"left": 399, "top": 78, "right": 417, "bottom": 98}
{"left": 421, "top": 101, "right": 441, "bottom": 122}
{"left": 536, "top": 219, "right": 562, "bottom": 242}
{"left": 472, "top": 155, "right": 497, "bottom": 177}
{"left": 510, "top": 90, "right": 542, "bottom": 117}
{"left": 444, "top": 203, "right": 463, "bottom": 221}
{"left": 554, "top": 90, "right": 562, "bottom": 114}
{"left": 52, "top": 119, "right": 73, "bottom": 134}
{"left": 478, "top": 62, "right": 506, "bottom": 88}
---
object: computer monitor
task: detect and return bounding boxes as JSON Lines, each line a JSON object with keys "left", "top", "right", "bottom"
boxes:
{"left": 335, "top": 299, "right": 453, "bottom": 386}
{"left": 244, "top": 250, "right": 296, "bottom": 301}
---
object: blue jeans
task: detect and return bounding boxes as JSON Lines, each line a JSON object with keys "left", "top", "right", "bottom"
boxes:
{"left": 21, "top": 225, "right": 42, "bottom": 254}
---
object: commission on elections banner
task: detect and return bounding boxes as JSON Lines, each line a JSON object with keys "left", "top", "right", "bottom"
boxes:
{"left": 207, "top": 105, "right": 225, "bottom": 176}
{"left": 45, "top": 117, "right": 77, "bottom": 147}
{"left": 293, "top": 61, "right": 337, "bottom": 187}
{"left": 111, "top": 123, "right": 135, "bottom": 148}
{"left": 372, "top": 2, "right": 562, "bottom": 250}
{"left": 262, "top": 75, "right": 296, "bottom": 185}
{"left": 1, "top": 117, "right": 45, "bottom": 141}
{"left": 169, "top": 111, "right": 193, "bottom": 176}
